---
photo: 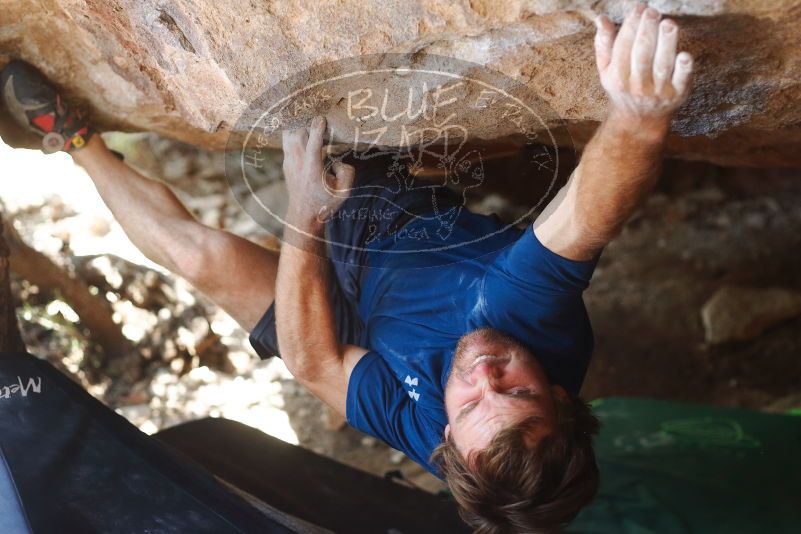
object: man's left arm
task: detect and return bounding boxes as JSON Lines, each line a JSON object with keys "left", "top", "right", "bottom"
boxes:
{"left": 275, "top": 118, "right": 367, "bottom": 416}
{"left": 534, "top": 5, "right": 693, "bottom": 261}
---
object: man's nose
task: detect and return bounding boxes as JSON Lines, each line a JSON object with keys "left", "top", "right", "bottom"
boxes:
{"left": 469, "top": 361, "right": 501, "bottom": 385}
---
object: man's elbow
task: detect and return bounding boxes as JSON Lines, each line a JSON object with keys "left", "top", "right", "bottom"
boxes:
{"left": 280, "top": 347, "right": 317, "bottom": 382}
{"left": 280, "top": 346, "right": 338, "bottom": 386}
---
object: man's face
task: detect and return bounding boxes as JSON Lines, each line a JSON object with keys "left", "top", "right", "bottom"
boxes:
{"left": 444, "top": 328, "right": 566, "bottom": 459}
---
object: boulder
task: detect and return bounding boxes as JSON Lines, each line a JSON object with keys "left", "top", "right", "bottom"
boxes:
{"left": 701, "top": 286, "right": 801, "bottom": 344}
{"left": 2, "top": 0, "right": 801, "bottom": 166}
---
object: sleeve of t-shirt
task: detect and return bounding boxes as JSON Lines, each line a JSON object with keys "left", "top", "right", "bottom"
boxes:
{"left": 490, "top": 226, "right": 599, "bottom": 293}
{"left": 345, "top": 351, "right": 441, "bottom": 474}
{"left": 474, "top": 226, "right": 600, "bottom": 394}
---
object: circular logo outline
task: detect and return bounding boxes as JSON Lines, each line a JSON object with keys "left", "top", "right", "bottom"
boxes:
{"left": 226, "top": 53, "right": 570, "bottom": 256}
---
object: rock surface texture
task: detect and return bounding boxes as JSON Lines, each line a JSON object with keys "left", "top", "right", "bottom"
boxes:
{"left": 2, "top": 0, "right": 801, "bottom": 166}
{"left": 701, "top": 286, "right": 801, "bottom": 344}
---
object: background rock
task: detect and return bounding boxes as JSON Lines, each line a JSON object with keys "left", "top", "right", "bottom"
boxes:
{"left": 701, "top": 286, "right": 801, "bottom": 344}
{"left": 2, "top": 1, "right": 801, "bottom": 166}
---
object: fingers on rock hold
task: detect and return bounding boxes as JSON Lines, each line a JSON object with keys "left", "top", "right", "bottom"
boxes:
{"left": 653, "top": 19, "right": 678, "bottom": 88}
{"left": 630, "top": 8, "right": 661, "bottom": 88}
{"left": 672, "top": 51, "right": 693, "bottom": 95}
{"left": 610, "top": 3, "right": 646, "bottom": 79}
{"left": 306, "top": 116, "right": 327, "bottom": 156}
{"left": 594, "top": 15, "right": 616, "bottom": 72}
{"left": 331, "top": 161, "right": 355, "bottom": 182}
{"left": 282, "top": 127, "right": 308, "bottom": 151}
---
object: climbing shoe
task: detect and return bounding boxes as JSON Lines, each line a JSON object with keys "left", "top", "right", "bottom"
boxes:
{"left": 1, "top": 60, "right": 94, "bottom": 153}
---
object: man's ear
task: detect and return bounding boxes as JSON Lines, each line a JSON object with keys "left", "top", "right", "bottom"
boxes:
{"left": 444, "top": 424, "right": 451, "bottom": 440}
{"left": 552, "top": 385, "right": 569, "bottom": 403}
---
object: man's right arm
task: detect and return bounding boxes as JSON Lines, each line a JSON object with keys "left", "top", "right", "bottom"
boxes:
{"left": 534, "top": 5, "right": 693, "bottom": 261}
{"left": 275, "top": 119, "right": 367, "bottom": 416}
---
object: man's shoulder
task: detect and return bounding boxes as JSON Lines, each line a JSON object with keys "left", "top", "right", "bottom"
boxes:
{"left": 357, "top": 347, "right": 449, "bottom": 410}
{"left": 346, "top": 350, "right": 447, "bottom": 477}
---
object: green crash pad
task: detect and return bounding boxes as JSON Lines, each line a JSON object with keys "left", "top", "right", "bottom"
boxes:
{"left": 569, "top": 398, "right": 801, "bottom": 534}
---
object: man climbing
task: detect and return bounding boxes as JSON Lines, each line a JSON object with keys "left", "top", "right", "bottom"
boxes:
{"left": 2, "top": 4, "right": 692, "bottom": 532}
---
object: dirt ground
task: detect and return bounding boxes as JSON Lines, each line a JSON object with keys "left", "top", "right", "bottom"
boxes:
{"left": 582, "top": 163, "right": 801, "bottom": 407}
{"left": 3, "top": 135, "right": 800, "bottom": 493}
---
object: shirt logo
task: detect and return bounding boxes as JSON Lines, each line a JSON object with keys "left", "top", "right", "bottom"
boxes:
{"left": 404, "top": 375, "right": 421, "bottom": 402}
{"left": 0, "top": 376, "right": 42, "bottom": 399}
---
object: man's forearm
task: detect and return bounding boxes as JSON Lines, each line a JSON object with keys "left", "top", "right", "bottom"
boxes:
{"left": 535, "top": 6, "right": 692, "bottom": 261}
{"left": 274, "top": 217, "right": 342, "bottom": 381}
{"left": 534, "top": 109, "right": 669, "bottom": 261}
{"left": 274, "top": 119, "right": 364, "bottom": 413}
{"left": 573, "top": 108, "right": 669, "bottom": 247}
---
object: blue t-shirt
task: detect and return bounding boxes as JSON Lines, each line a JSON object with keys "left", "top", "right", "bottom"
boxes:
{"left": 345, "top": 210, "right": 598, "bottom": 475}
